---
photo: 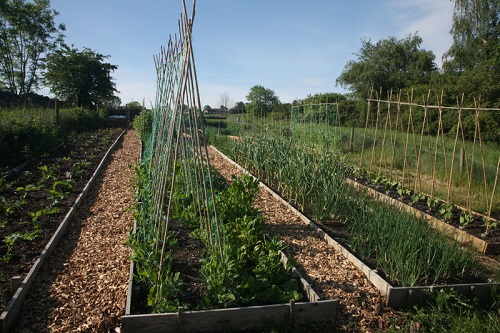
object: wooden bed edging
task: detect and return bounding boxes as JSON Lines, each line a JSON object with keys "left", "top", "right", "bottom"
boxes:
{"left": 124, "top": 248, "right": 323, "bottom": 316}
{"left": 346, "top": 179, "right": 500, "bottom": 255}
{"left": 122, "top": 300, "right": 338, "bottom": 333}
{"left": 0, "top": 127, "right": 129, "bottom": 333}
{"left": 387, "top": 283, "right": 496, "bottom": 309}
{"left": 209, "top": 146, "right": 500, "bottom": 309}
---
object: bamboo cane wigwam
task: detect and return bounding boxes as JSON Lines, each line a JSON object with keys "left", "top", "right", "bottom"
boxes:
{"left": 123, "top": 2, "right": 338, "bottom": 331}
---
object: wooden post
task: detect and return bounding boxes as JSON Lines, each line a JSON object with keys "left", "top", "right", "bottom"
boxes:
{"left": 178, "top": 306, "right": 184, "bottom": 331}
{"left": 55, "top": 99, "right": 60, "bottom": 127}
{"left": 349, "top": 125, "right": 355, "bottom": 153}
{"left": 10, "top": 276, "right": 21, "bottom": 297}
{"left": 289, "top": 299, "right": 296, "bottom": 325}
{"left": 459, "top": 146, "right": 466, "bottom": 175}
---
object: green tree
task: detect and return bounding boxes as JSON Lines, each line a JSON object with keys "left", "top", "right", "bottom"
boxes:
{"left": 444, "top": 0, "right": 499, "bottom": 72}
{"left": 443, "top": 0, "right": 500, "bottom": 106}
{"left": 230, "top": 101, "right": 246, "bottom": 114}
{"left": 104, "top": 95, "right": 122, "bottom": 109}
{"left": 0, "top": 0, "right": 65, "bottom": 95}
{"left": 336, "top": 34, "right": 437, "bottom": 99}
{"left": 126, "top": 101, "right": 142, "bottom": 112}
{"left": 44, "top": 46, "right": 118, "bottom": 108}
{"left": 246, "top": 85, "right": 280, "bottom": 117}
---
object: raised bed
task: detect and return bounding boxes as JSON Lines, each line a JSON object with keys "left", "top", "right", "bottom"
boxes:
{"left": 346, "top": 179, "right": 500, "bottom": 255}
{"left": 123, "top": 212, "right": 337, "bottom": 332}
{"left": 210, "top": 146, "right": 499, "bottom": 309}
{"left": 0, "top": 128, "right": 129, "bottom": 333}
{"left": 123, "top": 250, "right": 337, "bottom": 333}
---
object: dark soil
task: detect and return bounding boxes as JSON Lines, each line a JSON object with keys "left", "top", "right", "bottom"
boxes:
{"left": 0, "top": 127, "right": 125, "bottom": 312}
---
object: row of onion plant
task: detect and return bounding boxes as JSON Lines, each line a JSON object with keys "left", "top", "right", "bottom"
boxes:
{"left": 210, "top": 128, "right": 481, "bottom": 287}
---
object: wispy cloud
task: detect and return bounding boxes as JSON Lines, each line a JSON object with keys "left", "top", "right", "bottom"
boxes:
{"left": 386, "top": 0, "right": 455, "bottom": 66}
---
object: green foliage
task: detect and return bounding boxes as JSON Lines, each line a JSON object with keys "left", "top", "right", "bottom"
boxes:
{"left": 130, "top": 162, "right": 301, "bottom": 312}
{"left": 246, "top": 85, "right": 280, "bottom": 117}
{"left": 2, "top": 230, "right": 40, "bottom": 262}
{"left": 214, "top": 126, "right": 480, "bottom": 287}
{"left": 44, "top": 45, "right": 118, "bottom": 108}
{"left": 0, "top": 0, "right": 65, "bottom": 95}
{"left": 48, "top": 179, "right": 74, "bottom": 203}
{"left": 133, "top": 109, "right": 153, "bottom": 145}
{"left": 216, "top": 174, "right": 259, "bottom": 222}
{"left": 336, "top": 33, "right": 437, "bottom": 100}
{"left": 459, "top": 209, "right": 474, "bottom": 227}
{"left": 389, "top": 289, "right": 500, "bottom": 333}
{"left": 200, "top": 175, "right": 302, "bottom": 308}
{"left": 0, "top": 106, "right": 105, "bottom": 169}
{"left": 441, "top": 0, "right": 500, "bottom": 107}
{"left": 438, "top": 203, "right": 454, "bottom": 221}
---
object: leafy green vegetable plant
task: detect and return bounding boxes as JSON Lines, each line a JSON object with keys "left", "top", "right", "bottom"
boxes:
{"left": 459, "top": 210, "right": 474, "bottom": 228}
{"left": 438, "top": 203, "right": 453, "bottom": 221}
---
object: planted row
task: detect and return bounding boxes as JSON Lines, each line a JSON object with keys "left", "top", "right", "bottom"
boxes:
{"left": 129, "top": 160, "right": 302, "bottom": 313}
{"left": 0, "top": 128, "right": 118, "bottom": 265}
{"left": 211, "top": 129, "right": 481, "bottom": 287}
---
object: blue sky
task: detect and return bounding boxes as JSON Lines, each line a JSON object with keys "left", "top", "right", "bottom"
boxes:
{"left": 49, "top": 0, "right": 455, "bottom": 108}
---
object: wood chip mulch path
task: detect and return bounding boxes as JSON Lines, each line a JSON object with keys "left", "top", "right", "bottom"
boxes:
{"left": 207, "top": 146, "right": 401, "bottom": 333}
{"left": 13, "top": 130, "right": 140, "bottom": 333}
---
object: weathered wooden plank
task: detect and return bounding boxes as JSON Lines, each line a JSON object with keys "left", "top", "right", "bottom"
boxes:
{"left": 387, "top": 283, "right": 497, "bottom": 308}
{"left": 122, "top": 300, "right": 338, "bottom": 333}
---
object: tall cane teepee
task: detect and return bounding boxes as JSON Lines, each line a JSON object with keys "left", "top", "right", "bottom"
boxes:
{"left": 141, "top": 0, "right": 223, "bottom": 306}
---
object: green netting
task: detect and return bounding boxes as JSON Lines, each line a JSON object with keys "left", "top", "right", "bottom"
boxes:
{"left": 291, "top": 103, "right": 339, "bottom": 125}
{"left": 138, "top": 1, "right": 223, "bottom": 305}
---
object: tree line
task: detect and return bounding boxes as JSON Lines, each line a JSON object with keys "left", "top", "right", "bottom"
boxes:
{"left": 227, "top": 0, "right": 499, "bottom": 138}
{"left": 0, "top": 0, "right": 119, "bottom": 109}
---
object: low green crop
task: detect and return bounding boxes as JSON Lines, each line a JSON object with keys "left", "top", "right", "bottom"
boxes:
{"left": 213, "top": 127, "right": 480, "bottom": 287}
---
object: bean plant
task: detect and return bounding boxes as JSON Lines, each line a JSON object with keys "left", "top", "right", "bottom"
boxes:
{"left": 130, "top": 161, "right": 302, "bottom": 312}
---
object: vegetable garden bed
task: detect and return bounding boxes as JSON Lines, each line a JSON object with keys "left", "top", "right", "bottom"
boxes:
{"left": 209, "top": 146, "right": 499, "bottom": 309}
{"left": 125, "top": 161, "right": 339, "bottom": 332}
{"left": 123, "top": 234, "right": 337, "bottom": 333}
{"left": 0, "top": 127, "right": 128, "bottom": 332}
{"left": 346, "top": 177, "right": 500, "bottom": 254}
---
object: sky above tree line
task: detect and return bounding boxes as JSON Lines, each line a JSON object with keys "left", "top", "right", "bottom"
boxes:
{"left": 48, "top": 0, "right": 454, "bottom": 108}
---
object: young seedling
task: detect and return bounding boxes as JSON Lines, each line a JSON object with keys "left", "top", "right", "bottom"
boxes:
{"left": 459, "top": 210, "right": 474, "bottom": 229}
{"left": 411, "top": 193, "right": 426, "bottom": 204}
{"left": 426, "top": 197, "right": 439, "bottom": 210}
{"left": 38, "top": 164, "right": 57, "bottom": 180}
{"left": 438, "top": 203, "right": 453, "bottom": 221}
{"left": 481, "top": 217, "right": 498, "bottom": 237}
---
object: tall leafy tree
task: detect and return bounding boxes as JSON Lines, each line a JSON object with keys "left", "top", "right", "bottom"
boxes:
{"left": 0, "top": 0, "right": 65, "bottom": 95}
{"left": 44, "top": 46, "right": 118, "bottom": 108}
{"left": 444, "top": 0, "right": 499, "bottom": 71}
{"left": 245, "top": 85, "right": 280, "bottom": 117}
{"left": 336, "top": 34, "right": 437, "bottom": 99}
{"left": 443, "top": 0, "right": 500, "bottom": 106}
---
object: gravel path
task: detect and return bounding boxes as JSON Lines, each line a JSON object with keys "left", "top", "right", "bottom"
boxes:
{"left": 13, "top": 130, "right": 140, "bottom": 333}
{"left": 207, "top": 146, "right": 400, "bottom": 332}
